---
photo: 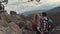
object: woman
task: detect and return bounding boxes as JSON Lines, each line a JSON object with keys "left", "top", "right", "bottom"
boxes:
{"left": 32, "top": 14, "right": 41, "bottom": 34}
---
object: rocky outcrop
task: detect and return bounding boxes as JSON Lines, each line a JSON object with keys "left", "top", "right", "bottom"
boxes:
{"left": 9, "top": 22, "right": 22, "bottom": 34}
{"left": 0, "top": 20, "right": 22, "bottom": 34}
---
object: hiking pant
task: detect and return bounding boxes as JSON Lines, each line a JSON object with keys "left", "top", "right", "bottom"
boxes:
{"left": 44, "top": 32, "right": 49, "bottom": 34}
{"left": 36, "top": 30, "right": 41, "bottom": 34}
{"left": 32, "top": 25, "right": 41, "bottom": 34}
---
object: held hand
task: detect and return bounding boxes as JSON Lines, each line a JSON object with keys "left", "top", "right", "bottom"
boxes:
{"left": 39, "top": 31, "right": 44, "bottom": 34}
{"left": 39, "top": 29, "right": 44, "bottom": 34}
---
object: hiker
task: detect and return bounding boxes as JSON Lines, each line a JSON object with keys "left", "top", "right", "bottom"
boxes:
{"left": 32, "top": 14, "right": 41, "bottom": 34}
{"left": 36, "top": 12, "right": 49, "bottom": 34}
{"left": 37, "top": 12, "right": 55, "bottom": 34}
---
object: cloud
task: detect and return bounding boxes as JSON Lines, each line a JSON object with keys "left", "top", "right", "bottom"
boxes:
{"left": 47, "top": 0, "right": 60, "bottom": 4}
{"left": 5, "top": 0, "right": 60, "bottom": 13}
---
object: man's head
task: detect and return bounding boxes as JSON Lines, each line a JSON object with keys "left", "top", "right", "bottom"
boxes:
{"left": 42, "top": 12, "right": 47, "bottom": 16}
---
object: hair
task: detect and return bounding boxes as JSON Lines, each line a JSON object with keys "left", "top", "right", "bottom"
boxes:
{"left": 35, "top": 14, "right": 38, "bottom": 20}
{"left": 32, "top": 14, "right": 40, "bottom": 25}
{"left": 42, "top": 12, "right": 47, "bottom": 16}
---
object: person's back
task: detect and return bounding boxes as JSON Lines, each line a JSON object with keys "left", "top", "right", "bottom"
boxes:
{"left": 39, "top": 12, "right": 55, "bottom": 34}
{"left": 39, "top": 12, "right": 49, "bottom": 34}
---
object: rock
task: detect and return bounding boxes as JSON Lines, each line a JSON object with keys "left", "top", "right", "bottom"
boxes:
{"left": 22, "top": 29, "right": 36, "bottom": 34}
{"left": 0, "top": 31, "right": 5, "bottom": 34}
{"left": 0, "top": 20, "right": 22, "bottom": 34}
{"left": 0, "top": 23, "right": 16, "bottom": 34}
{"left": 18, "top": 21, "right": 25, "bottom": 28}
{"left": 0, "top": 20, "right": 8, "bottom": 27}
{"left": 9, "top": 22, "right": 22, "bottom": 34}
{"left": 24, "top": 21, "right": 32, "bottom": 30}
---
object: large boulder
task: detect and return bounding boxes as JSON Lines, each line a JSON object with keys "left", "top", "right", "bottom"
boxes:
{"left": 0, "top": 20, "right": 22, "bottom": 34}
{"left": 22, "top": 29, "right": 36, "bottom": 34}
{"left": 0, "top": 20, "right": 16, "bottom": 34}
{"left": 9, "top": 22, "right": 22, "bottom": 34}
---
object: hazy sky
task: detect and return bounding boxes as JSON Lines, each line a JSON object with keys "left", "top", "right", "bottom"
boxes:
{"left": 4, "top": 0, "right": 60, "bottom": 14}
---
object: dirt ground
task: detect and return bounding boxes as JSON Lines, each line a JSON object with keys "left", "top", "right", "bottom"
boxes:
{"left": 51, "top": 30, "right": 60, "bottom": 34}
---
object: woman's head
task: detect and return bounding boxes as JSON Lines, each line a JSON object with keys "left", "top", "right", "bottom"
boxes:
{"left": 32, "top": 14, "right": 40, "bottom": 25}
{"left": 35, "top": 14, "right": 38, "bottom": 20}
{"left": 33, "top": 14, "right": 40, "bottom": 22}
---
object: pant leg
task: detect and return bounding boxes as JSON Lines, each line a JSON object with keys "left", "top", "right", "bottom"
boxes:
{"left": 36, "top": 30, "right": 41, "bottom": 34}
{"left": 44, "top": 32, "right": 49, "bottom": 34}
{"left": 32, "top": 25, "right": 41, "bottom": 34}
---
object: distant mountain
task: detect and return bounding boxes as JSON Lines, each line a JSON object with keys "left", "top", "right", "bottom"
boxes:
{"left": 46, "top": 6, "right": 60, "bottom": 25}
{"left": 26, "top": 6, "right": 60, "bottom": 26}
{"left": 22, "top": 9, "right": 47, "bottom": 15}
{"left": 46, "top": 6, "right": 60, "bottom": 15}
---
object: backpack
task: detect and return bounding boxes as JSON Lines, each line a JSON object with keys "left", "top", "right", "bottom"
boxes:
{"left": 41, "top": 17, "right": 56, "bottom": 32}
{"left": 48, "top": 19, "right": 56, "bottom": 32}
{"left": 40, "top": 18, "right": 55, "bottom": 32}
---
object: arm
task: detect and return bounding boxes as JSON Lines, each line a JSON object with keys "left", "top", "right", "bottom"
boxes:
{"left": 37, "top": 23, "right": 43, "bottom": 34}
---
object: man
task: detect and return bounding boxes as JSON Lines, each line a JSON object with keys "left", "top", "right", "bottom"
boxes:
{"left": 37, "top": 12, "right": 50, "bottom": 34}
